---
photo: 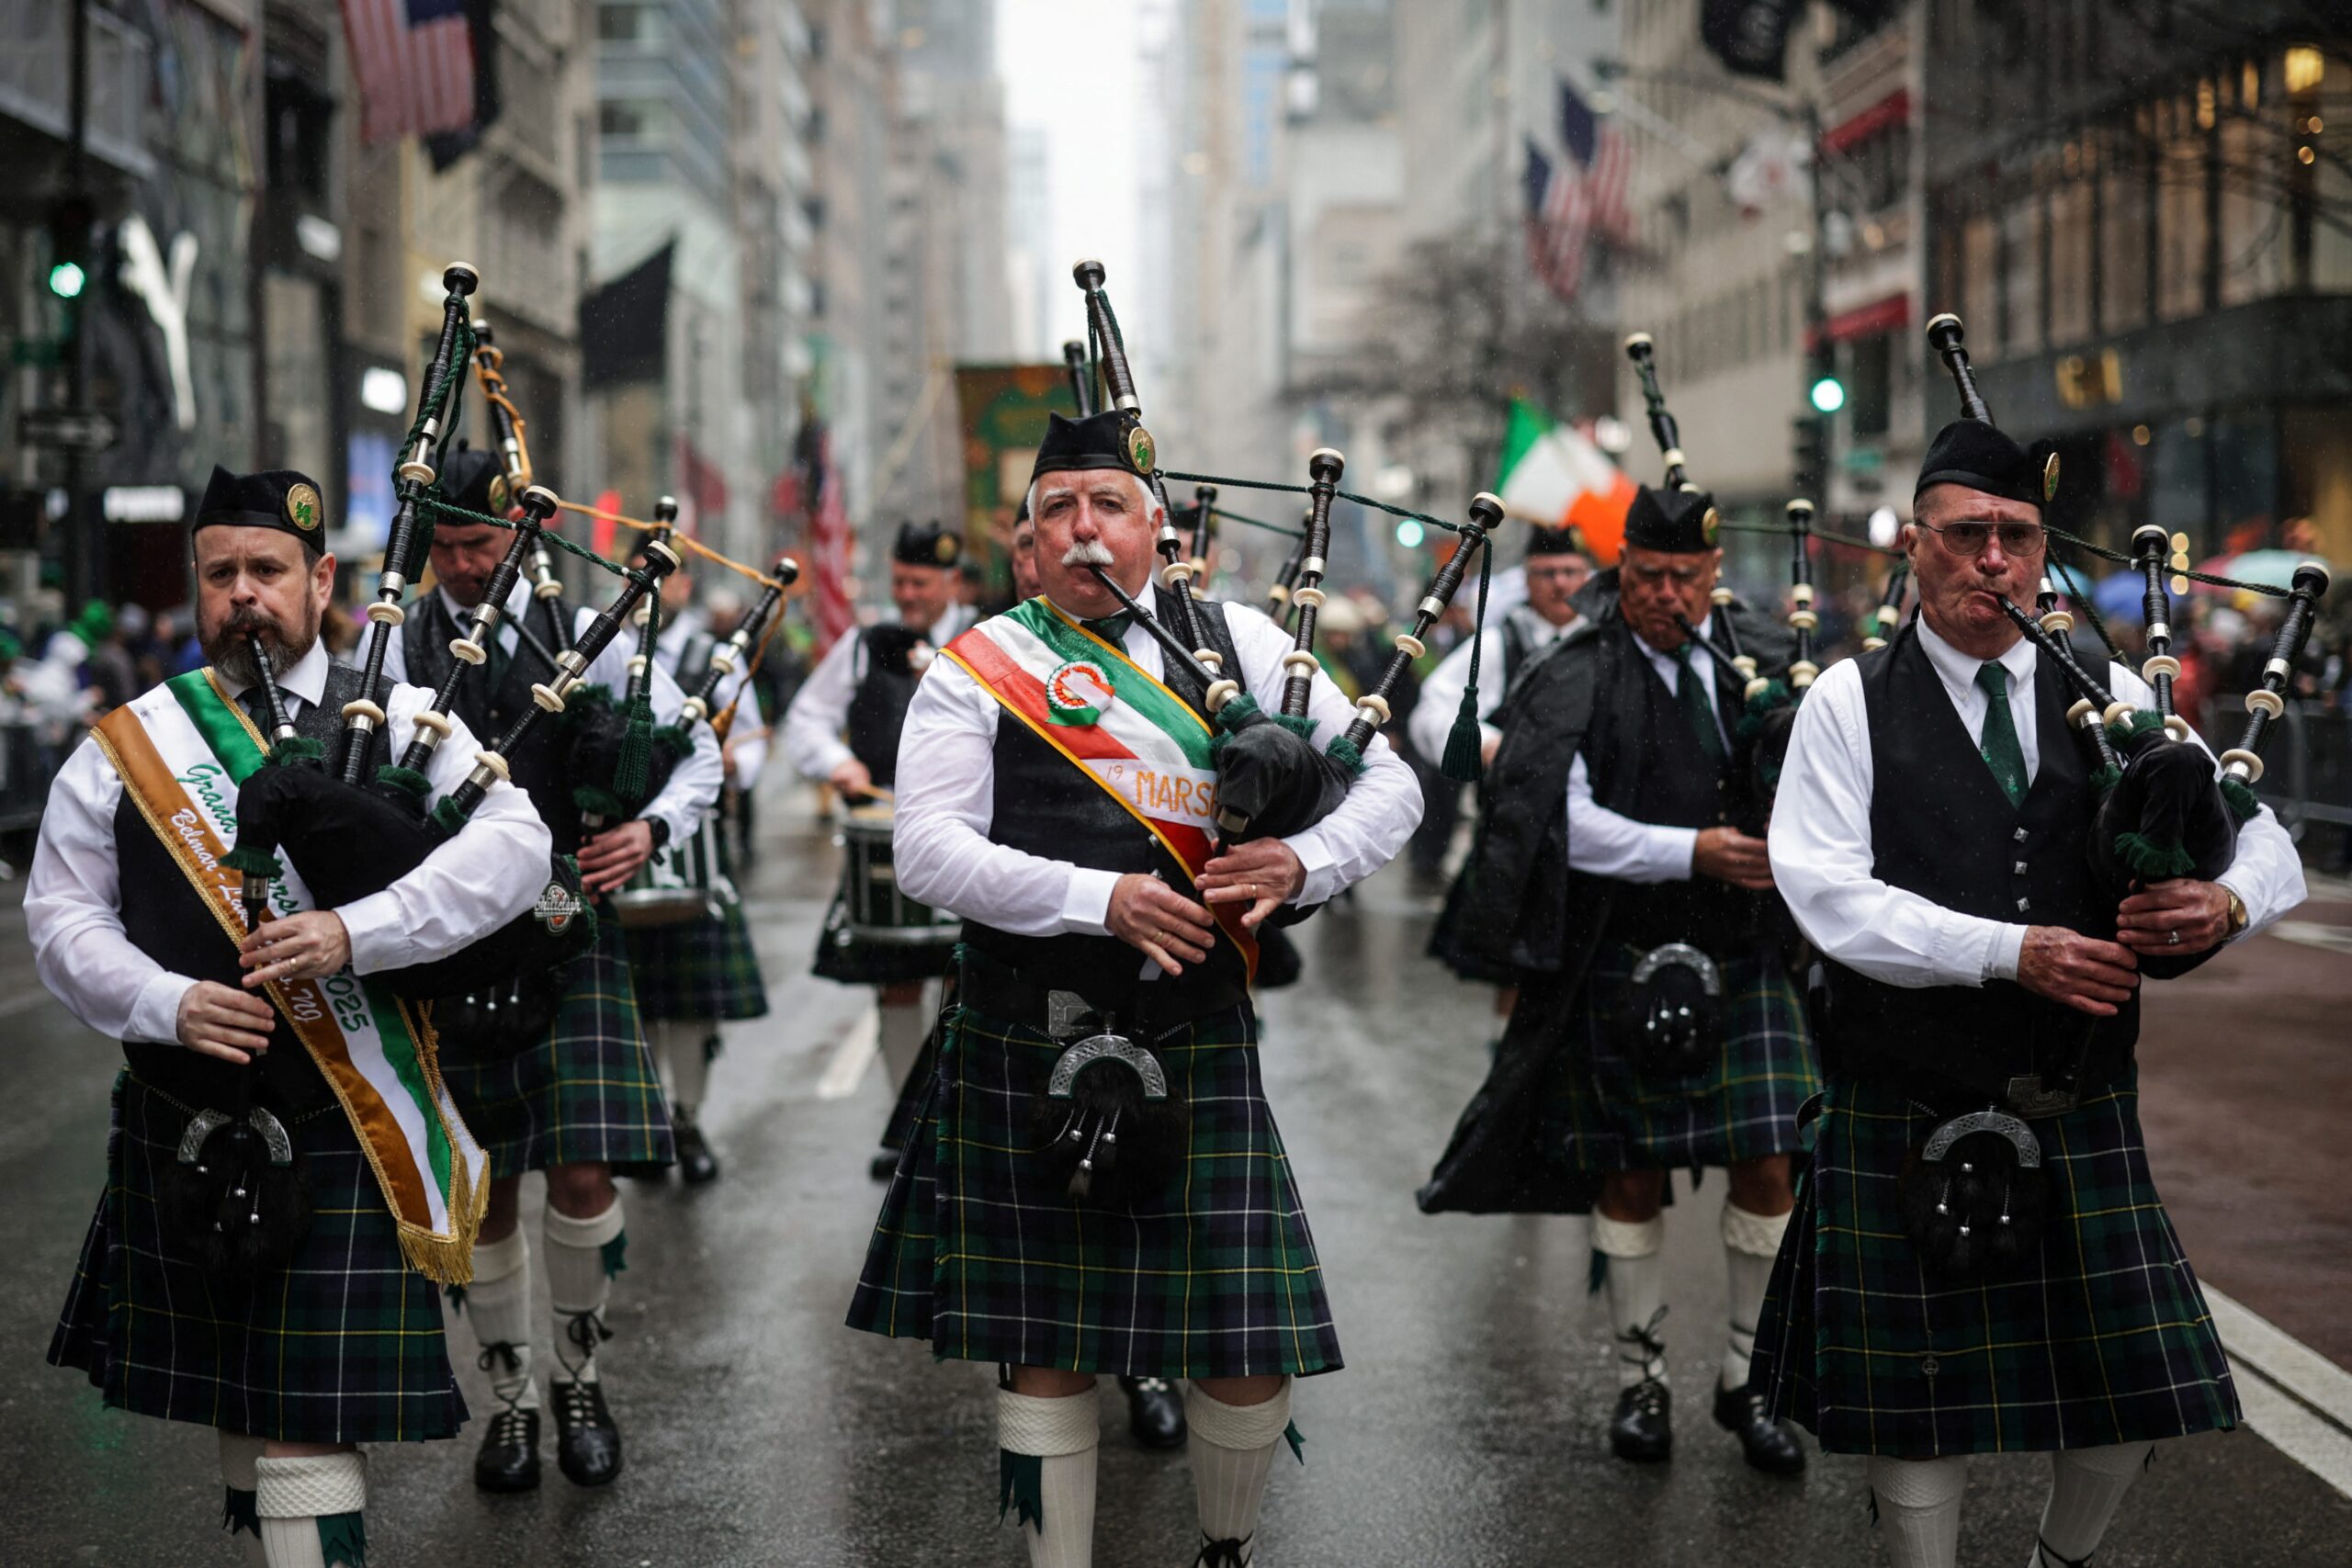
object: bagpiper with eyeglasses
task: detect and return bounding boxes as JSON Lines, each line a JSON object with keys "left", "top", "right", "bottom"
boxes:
{"left": 1750, "top": 314, "right": 2309, "bottom": 1568}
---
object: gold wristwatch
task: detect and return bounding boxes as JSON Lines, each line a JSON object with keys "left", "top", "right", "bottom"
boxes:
{"left": 2224, "top": 888, "right": 2248, "bottom": 939}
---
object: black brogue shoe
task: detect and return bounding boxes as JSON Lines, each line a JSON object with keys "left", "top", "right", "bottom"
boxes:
{"left": 1713, "top": 1380, "right": 1805, "bottom": 1474}
{"left": 1120, "top": 1375, "right": 1188, "bottom": 1450}
{"left": 673, "top": 1111, "right": 720, "bottom": 1186}
{"left": 1609, "top": 1378, "right": 1673, "bottom": 1463}
{"left": 551, "top": 1375, "right": 623, "bottom": 1486}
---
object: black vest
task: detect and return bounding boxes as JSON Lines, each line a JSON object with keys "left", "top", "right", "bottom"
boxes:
{"left": 114, "top": 666, "right": 392, "bottom": 1115}
{"left": 405, "top": 593, "right": 582, "bottom": 853}
{"left": 1826, "top": 623, "right": 2138, "bottom": 1097}
{"left": 1586, "top": 628, "right": 1758, "bottom": 950}
{"left": 961, "top": 595, "right": 1250, "bottom": 1017}
{"left": 672, "top": 629, "right": 718, "bottom": 701}
{"left": 843, "top": 625, "right": 929, "bottom": 785}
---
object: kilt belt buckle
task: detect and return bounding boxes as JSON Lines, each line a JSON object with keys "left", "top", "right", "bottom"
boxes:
{"left": 2001, "top": 1075, "right": 2080, "bottom": 1119}
{"left": 1046, "top": 989, "right": 1098, "bottom": 1042}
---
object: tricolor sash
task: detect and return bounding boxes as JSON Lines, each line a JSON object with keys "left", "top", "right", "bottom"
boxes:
{"left": 944, "top": 601, "right": 1258, "bottom": 976}
{"left": 93, "top": 671, "right": 488, "bottom": 1285}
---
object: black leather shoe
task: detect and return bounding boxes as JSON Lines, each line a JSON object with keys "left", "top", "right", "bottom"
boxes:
{"left": 472, "top": 1404, "right": 541, "bottom": 1493}
{"left": 1713, "top": 1380, "right": 1804, "bottom": 1474}
{"left": 673, "top": 1113, "right": 720, "bottom": 1186}
{"left": 1119, "top": 1375, "right": 1187, "bottom": 1450}
{"left": 550, "top": 1376, "right": 623, "bottom": 1486}
{"left": 870, "top": 1148, "right": 901, "bottom": 1181}
{"left": 1609, "top": 1379, "right": 1672, "bottom": 1462}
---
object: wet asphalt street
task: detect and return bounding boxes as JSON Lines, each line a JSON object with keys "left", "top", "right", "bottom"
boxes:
{"left": 5, "top": 791, "right": 2350, "bottom": 1567}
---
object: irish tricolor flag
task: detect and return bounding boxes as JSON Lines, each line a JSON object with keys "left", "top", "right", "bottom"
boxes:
{"left": 1495, "top": 398, "right": 1635, "bottom": 564}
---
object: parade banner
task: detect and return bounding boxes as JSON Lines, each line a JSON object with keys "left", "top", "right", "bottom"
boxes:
{"left": 94, "top": 673, "right": 489, "bottom": 1283}
{"left": 954, "top": 364, "right": 1081, "bottom": 595}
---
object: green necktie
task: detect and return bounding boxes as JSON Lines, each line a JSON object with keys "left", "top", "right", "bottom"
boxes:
{"left": 1672, "top": 643, "right": 1727, "bottom": 764}
{"left": 485, "top": 626, "right": 510, "bottom": 689}
{"left": 1975, "top": 660, "right": 2028, "bottom": 807}
{"left": 1081, "top": 613, "right": 1133, "bottom": 644}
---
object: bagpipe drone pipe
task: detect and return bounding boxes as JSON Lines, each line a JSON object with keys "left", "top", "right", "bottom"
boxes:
{"left": 561, "top": 499, "right": 696, "bottom": 832}
{"left": 472, "top": 320, "right": 580, "bottom": 660}
{"left": 1923, "top": 310, "right": 2312, "bottom": 981}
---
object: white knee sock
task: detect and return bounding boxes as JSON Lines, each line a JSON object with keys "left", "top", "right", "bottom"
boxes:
{"left": 220, "top": 1431, "right": 267, "bottom": 1566}
{"left": 2031, "top": 1441, "right": 2153, "bottom": 1566}
{"left": 460, "top": 1227, "right": 540, "bottom": 1411}
{"left": 1595, "top": 1213, "right": 1668, "bottom": 1388}
{"left": 543, "top": 1199, "right": 624, "bottom": 1384}
{"left": 1866, "top": 1454, "right": 1969, "bottom": 1568}
{"left": 254, "top": 1451, "right": 368, "bottom": 1568}
{"left": 654, "top": 1019, "right": 714, "bottom": 1114}
{"left": 998, "top": 1387, "right": 1099, "bottom": 1568}
{"left": 878, "top": 998, "right": 929, "bottom": 1091}
{"left": 1721, "top": 1202, "right": 1790, "bottom": 1392}
{"left": 1186, "top": 1381, "right": 1294, "bottom": 1565}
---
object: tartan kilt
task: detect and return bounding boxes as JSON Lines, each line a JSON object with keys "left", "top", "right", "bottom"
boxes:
{"left": 628, "top": 899, "right": 771, "bottom": 1021}
{"left": 847, "top": 994, "right": 1342, "bottom": 1379}
{"left": 811, "top": 887, "right": 959, "bottom": 986}
{"left": 1751, "top": 1069, "right": 2240, "bottom": 1457}
{"left": 437, "top": 919, "right": 673, "bottom": 1177}
{"left": 49, "top": 1070, "right": 468, "bottom": 1445}
{"left": 1545, "top": 943, "right": 1818, "bottom": 1174}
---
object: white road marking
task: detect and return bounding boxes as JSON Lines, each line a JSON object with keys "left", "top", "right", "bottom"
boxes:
{"left": 2267, "top": 919, "right": 2352, "bottom": 955}
{"left": 815, "top": 1004, "right": 878, "bottom": 1100}
{"left": 2207, "top": 1284, "right": 2352, "bottom": 1499}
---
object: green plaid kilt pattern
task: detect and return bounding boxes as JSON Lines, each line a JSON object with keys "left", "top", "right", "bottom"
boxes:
{"left": 1751, "top": 1069, "right": 2239, "bottom": 1457}
{"left": 438, "top": 919, "right": 674, "bottom": 1177}
{"left": 50, "top": 1070, "right": 468, "bottom": 1445}
{"left": 847, "top": 997, "right": 1342, "bottom": 1379}
{"left": 628, "top": 899, "right": 771, "bottom": 1022}
{"left": 1545, "top": 944, "right": 1818, "bottom": 1174}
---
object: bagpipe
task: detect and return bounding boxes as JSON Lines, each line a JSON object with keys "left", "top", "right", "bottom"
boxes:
{"left": 563, "top": 500, "right": 695, "bottom": 831}
{"left": 472, "top": 321, "right": 578, "bottom": 660}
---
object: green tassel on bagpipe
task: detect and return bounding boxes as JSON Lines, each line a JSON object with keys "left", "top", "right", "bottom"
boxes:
{"left": 2089, "top": 764, "right": 2123, "bottom": 796}
{"left": 1283, "top": 1419, "right": 1306, "bottom": 1465}
{"left": 315, "top": 1510, "right": 368, "bottom": 1568}
{"left": 373, "top": 764, "right": 433, "bottom": 801}
{"left": 1736, "top": 681, "right": 1792, "bottom": 739}
{"left": 2106, "top": 709, "right": 2167, "bottom": 749}
{"left": 429, "top": 795, "right": 469, "bottom": 840}
{"left": 1269, "top": 711, "right": 1321, "bottom": 742}
{"left": 222, "top": 847, "right": 283, "bottom": 879}
{"left": 2220, "top": 773, "right": 2261, "bottom": 825}
{"left": 614, "top": 690, "right": 655, "bottom": 804}
{"left": 266, "top": 736, "right": 327, "bottom": 765}
{"left": 1323, "top": 735, "right": 1368, "bottom": 776}
{"left": 653, "top": 720, "right": 695, "bottom": 762}
{"left": 1440, "top": 692, "right": 1486, "bottom": 784}
{"left": 571, "top": 784, "right": 631, "bottom": 820}
{"left": 557, "top": 682, "right": 618, "bottom": 727}
{"left": 998, "top": 1450, "right": 1046, "bottom": 1530}
{"left": 2113, "top": 830, "right": 2198, "bottom": 881}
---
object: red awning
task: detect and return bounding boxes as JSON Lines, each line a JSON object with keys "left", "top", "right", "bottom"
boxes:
{"left": 1821, "top": 88, "right": 1911, "bottom": 157}
{"left": 1807, "top": 293, "right": 1913, "bottom": 351}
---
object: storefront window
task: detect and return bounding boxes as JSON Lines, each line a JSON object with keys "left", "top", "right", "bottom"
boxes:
{"left": 263, "top": 270, "right": 333, "bottom": 485}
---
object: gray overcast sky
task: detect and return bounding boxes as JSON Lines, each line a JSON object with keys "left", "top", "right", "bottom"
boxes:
{"left": 997, "top": 0, "right": 1145, "bottom": 343}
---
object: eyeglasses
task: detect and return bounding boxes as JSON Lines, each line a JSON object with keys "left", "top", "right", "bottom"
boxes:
{"left": 1916, "top": 520, "right": 2047, "bottom": 558}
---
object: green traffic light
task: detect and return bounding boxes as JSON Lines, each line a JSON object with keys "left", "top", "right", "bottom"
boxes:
{"left": 1809, "top": 376, "right": 1846, "bottom": 414}
{"left": 1396, "top": 518, "right": 1425, "bottom": 548}
{"left": 48, "top": 261, "right": 86, "bottom": 299}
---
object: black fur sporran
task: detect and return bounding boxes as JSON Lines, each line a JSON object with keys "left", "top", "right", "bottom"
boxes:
{"left": 1619, "top": 943, "right": 1722, "bottom": 1078}
{"left": 429, "top": 967, "right": 567, "bottom": 1060}
{"left": 159, "top": 1097, "right": 314, "bottom": 1284}
{"left": 1027, "top": 1032, "right": 1188, "bottom": 1210}
{"left": 1896, "top": 1110, "right": 2049, "bottom": 1281}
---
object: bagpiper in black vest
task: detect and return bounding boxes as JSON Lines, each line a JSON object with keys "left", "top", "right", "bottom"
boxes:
{"left": 959, "top": 592, "right": 1251, "bottom": 1023}
{"left": 843, "top": 623, "right": 935, "bottom": 789}
{"left": 1823, "top": 620, "right": 2139, "bottom": 1102}
{"left": 115, "top": 665, "right": 393, "bottom": 1118}
{"left": 403, "top": 592, "right": 582, "bottom": 854}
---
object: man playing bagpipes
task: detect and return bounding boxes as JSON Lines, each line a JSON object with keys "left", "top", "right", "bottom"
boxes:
{"left": 1419, "top": 483, "right": 1818, "bottom": 1476}
{"left": 846, "top": 410, "right": 1421, "bottom": 1568}
{"left": 379, "top": 446, "right": 722, "bottom": 1495}
{"left": 28, "top": 466, "right": 552, "bottom": 1567}
{"left": 1751, "top": 319, "right": 2308, "bottom": 1568}
{"left": 780, "top": 516, "right": 974, "bottom": 1179}
{"left": 627, "top": 557, "right": 775, "bottom": 1185}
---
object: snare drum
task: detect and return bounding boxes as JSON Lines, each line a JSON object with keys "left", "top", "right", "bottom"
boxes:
{"left": 839, "top": 804, "right": 959, "bottom": 945}
{"left": 612, "top": 814, "right": 738, "bottom": 929}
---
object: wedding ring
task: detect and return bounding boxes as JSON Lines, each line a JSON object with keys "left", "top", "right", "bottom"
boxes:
{"left": 2167, "top": 929, "right": 2181, "bottom": 946}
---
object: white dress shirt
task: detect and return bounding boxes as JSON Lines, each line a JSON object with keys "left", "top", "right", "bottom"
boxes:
{"left": 1407, "top": 603, "right": 1581, "bottom": 762}
{"left": 380, "top": 579, "right": 723, "bottom": 849}
{"left": 1769, "top": 615, "right": 2306, "bottom": 988}
{"left": 25, "top": 640, "right": 554, "bottom": 1046}
{"left": 782, "top": 604, "right": 974, "bottom": 781}
{"left": 892, "top": 598, "right": 1422, "bottom": 937}
{"left": 654, "top": 615, "right": 769, "bottom": 793}
{"left": 1564, "top": 613, "right": 1730, "bottom": 883}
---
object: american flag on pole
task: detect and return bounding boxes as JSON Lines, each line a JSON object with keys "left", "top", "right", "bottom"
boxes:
{"left": 341, "top": 0, "right": 479, "bottom": 144}
{"left": 1522, "top": 78, "right": 1632, "bottom": 300}
{"left": 790, "top": 423, "right": 855, "bottom": 654}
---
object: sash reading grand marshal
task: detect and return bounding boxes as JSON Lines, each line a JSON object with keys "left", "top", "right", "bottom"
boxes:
{"left": 93, "top": 671, "right": 489, "bottom": 1284}
{"left": 944, "top": 601, "right": 1260, "bottom": 977}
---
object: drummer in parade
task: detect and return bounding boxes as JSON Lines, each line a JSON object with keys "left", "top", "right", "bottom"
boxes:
{"left": 781, "top": 519, "right": 975, "bottom": 1179}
